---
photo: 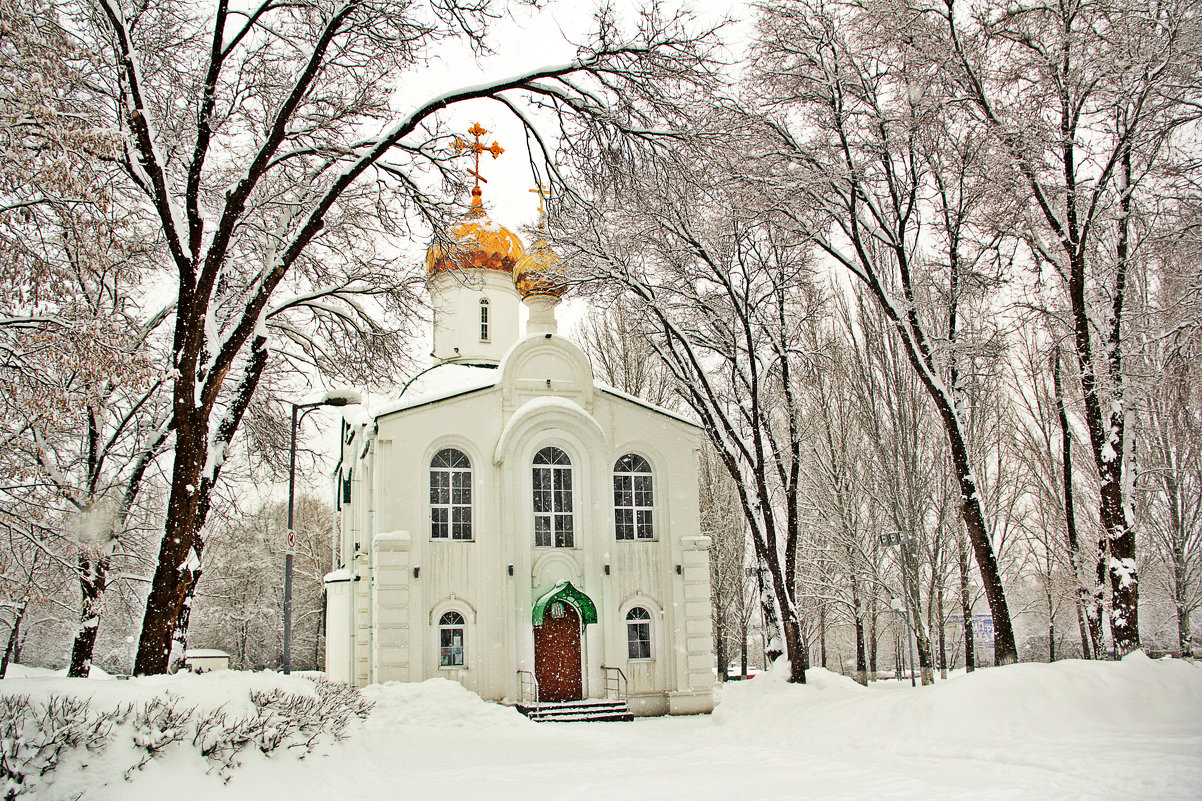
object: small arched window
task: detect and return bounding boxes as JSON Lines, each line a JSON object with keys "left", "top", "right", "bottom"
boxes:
{"left": 479, "top": 298, "right": 490, "bottom": 342}
{"left": 614, "top": 454, "right": 654, "bottom": 540}
{"left": 626, "top": 607, "right": 652, "bottom": 660}
{"left": 438, "top": 611, "right": 465, "bottom": 667}
{"left": 533, "top": 446, "right": 573, "bottom": 547}
{"left": 430, "top": 448, "right": 472, "bottom": 540}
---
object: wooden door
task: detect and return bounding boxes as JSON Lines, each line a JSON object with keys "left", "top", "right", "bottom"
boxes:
{"left": 534, "top": 602, "right": 582, "bottom": 702}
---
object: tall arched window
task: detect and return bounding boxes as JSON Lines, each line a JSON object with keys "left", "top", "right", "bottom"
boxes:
{"left": 614, "top": 454, "right": 654, "bottom": 540}
{"left": 430, "top": 448, "right": 472, "bottom": 540}
{"left": 533, "top": 446, "right": 573, "bottom": 547}
{"left": 626, "top": 607, "right": 652, "bottom": 659}
{"left": 439, "top": 611, "right": 465, "bottom": 667}
{"left": 479, "top": 298, "right": 490, "bottom": 342}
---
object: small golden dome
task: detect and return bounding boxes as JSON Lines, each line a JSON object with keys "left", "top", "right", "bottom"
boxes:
{"left": 426, "top": 188, "right": 525, "bottom": 278}
{"left": 514, "top": 236, "right": 567, "bottom": 300}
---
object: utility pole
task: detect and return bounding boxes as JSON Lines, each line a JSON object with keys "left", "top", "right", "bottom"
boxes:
{"left": 881, "top": 531, "right": 918, "bottom": 687}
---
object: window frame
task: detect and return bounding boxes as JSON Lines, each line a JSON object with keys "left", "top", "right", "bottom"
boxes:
{"left": 613, "top": 453, "right": 655, "bottom": 541}
{"left": 626, "top": 606, "right": 652, "bottom": 660}
{"left": 532, "top": 446, "right": 574, "bottom": 548}
{"left": 479, "top": 297, "right": 490, "bottom": 342}
{"left": 430, "top": 448, "right": 473, "bottom": 541}
{"left": 438, "top": 610, "right": 466, "bottom": 668}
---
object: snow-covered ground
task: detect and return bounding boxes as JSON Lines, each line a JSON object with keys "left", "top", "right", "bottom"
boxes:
{"left": 5, "top": 653, "right": 1201, "bottom": 800}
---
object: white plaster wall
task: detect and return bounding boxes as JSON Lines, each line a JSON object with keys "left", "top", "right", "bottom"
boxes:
{"left": 428, "top": 270, "right": 521, "bottom": 365}
{"left": 332, "top": 333, "right": 714, "bottom": 713}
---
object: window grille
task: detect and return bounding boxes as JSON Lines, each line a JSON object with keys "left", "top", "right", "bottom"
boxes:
{"left": 626, "top": 607, "right": 651, "bottom": 659}
{"left": 614, "top": 454, "right": 654, "bottom": 540}
{"left": 439, "top": 611, "right": 465, "bottom": 667}
{"left": 430, "top": 448, "right": 472, "bottom": 540}
{"left": 533, "top": 446, "right": 573, "bottom": 547}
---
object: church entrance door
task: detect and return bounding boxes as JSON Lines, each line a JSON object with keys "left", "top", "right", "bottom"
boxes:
{"left": 534, "top": 601, "right": 582, "bottom": 702}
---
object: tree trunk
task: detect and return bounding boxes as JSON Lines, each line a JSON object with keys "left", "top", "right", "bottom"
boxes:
{"left": 852, "top": 577, "right": 868, "bottom": 685}
{"left": 135, "top": 408, "right": 207, "bottom": 675}
{"left": 715, "top": 596, "right": 727, "bottom": 683}
{"left": 1076, "top": 602, "right": 1092, "bottom": 659}
{"left": 937, "top": 586, "right": 948, "bottom": 679}
{"left": 1046, "top": 581, "right": 1056, "bottom": 661}
{"left": 1, "top": 597, "right": 29, "bottom": 678}
{"left": 869, "top": 606, "right": 878, "bottom": 677}
{"left": 819, "top": 603, "right": 827, "bottom": 669}
{"left": 1055, "top": 348, "right": 1105, "bottom": 658}
{"left": 68, "top": 553, "right": 109, "bottom": 677}
{"left": 959, "top": 529, "right": 975, "bottom": 672}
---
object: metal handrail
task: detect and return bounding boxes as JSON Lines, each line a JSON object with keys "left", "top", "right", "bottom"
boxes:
{"left": 517, "top": 669, "right": 540, "bottom": 710}
{"left": 600, "top": 665, "right": 628, "bottom": 703}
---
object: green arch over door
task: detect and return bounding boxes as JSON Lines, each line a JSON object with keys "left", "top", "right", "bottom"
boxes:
{"left": 532, "top": 581, "right": 598, "bottom": 626}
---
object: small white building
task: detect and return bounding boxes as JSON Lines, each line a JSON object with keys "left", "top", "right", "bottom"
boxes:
{"left": 324, "top": 183, "right": 714, "bottom": 716}
{"left": 183, "top": 649, "right": 230, "bottom": 673}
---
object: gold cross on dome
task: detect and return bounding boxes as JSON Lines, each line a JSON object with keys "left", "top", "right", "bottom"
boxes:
{"left": 453, "top": 123, "right": 504, "bottom": 189}
{"left": 529, "top": 183, "right": 551, "bottom": 215}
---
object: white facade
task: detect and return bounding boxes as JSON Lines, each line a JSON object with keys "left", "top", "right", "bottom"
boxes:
{"left": 325, "top": 265, "right": 715, "bottom": 715}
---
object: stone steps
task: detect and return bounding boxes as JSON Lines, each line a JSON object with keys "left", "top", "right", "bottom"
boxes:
{"left": 516, "top": 698, "right": 634, "bottom": 722}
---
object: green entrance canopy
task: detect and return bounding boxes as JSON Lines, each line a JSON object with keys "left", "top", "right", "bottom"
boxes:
{"left": 532, "top": 581, "right": 598, "bottom": 626}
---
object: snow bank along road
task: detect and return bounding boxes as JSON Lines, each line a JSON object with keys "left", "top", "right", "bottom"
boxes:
{"left": 8, "top": 652, "right": 1202, "bottom": 800}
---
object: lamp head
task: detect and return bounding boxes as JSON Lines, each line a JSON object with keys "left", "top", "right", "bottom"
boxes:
{"left": 320, "top": 389, "right": 362, "bottom": 407}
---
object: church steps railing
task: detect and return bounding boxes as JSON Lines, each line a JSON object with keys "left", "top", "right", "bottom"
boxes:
{"left": 600, "top": 665, "right": 627, "bottom": 704}
{"left": 517, "top": 669, "right": 540, "bottom": 710}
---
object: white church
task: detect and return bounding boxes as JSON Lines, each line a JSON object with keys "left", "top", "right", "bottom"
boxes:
{"left": 323, "top": 139, "right": 715, "bottom": 717}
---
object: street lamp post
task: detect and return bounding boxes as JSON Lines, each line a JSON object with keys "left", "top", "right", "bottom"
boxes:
{"left": 284, "top": 389, "right": 361, "bottom": 674}
{"left": 881, "top": 530, "right": 918, "bottom": 687}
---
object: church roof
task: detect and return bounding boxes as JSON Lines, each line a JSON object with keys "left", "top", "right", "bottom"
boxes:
{"left": 596, "top": 383, "right": 700, "bottom": 429}
{"left": 374, "top": 362, "right": 499, "bottom": 418}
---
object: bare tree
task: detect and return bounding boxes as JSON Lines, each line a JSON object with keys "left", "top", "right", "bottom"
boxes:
{"left": 749, "top": 0, "right": 1019, "bottom": 662}
{"left": 62, "top": 0, "right": 718, "bottom": 673}
{"left": 560, "top": 160, "right": 824, "bottom": 682}
{"left": 0, "top": 0, "right": 176, "bottom": 677}
{"left": 924, "top": 0, "right": 1202, "bottom": 653}
{"left": 574, "top": 298, "right": 681, "bottom": 410}
{"left": 1139, "top": 322, "right": 1202, "bottom": 656}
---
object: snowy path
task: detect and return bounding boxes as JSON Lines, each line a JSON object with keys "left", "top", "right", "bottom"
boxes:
{"left": 155, "top": 658, "right": 1202, "bottom": 801}
{"left": 213, "top": 714, "right": 1200, "bottom": 801}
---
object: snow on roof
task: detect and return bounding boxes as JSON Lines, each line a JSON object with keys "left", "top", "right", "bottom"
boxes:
{"left": 596, "top": 382, "right": 700, "bottom": 428}
{"left": 184, "top": 649, "right": 230, "bottom": 659}
{"left": 371, "top": 362, "right": 499, "bottom": 419}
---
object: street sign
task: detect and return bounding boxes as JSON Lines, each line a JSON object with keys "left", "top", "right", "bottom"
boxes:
{"left": 287, "top": 529, "right": 296, "bottom": 550}
{"left": 879, "top": 531, "right": 905, "bottom": 546}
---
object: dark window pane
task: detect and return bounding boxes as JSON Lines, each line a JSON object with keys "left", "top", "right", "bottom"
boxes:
{"left": 535, "top": 515, "right": 551, "bottom": 547}
{"left": 637, "top": 509, "right": 653, "bottom": 538}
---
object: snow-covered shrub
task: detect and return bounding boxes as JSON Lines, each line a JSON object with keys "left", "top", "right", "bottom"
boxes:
{"left": 0, "top": 694, "right": 114, "bottom": 800}
{"left": 1, "top": 677, "right": 374, "bottom": 794}
{"left": 125, "top": 694, "right": 194, "bottom": 777}
{"left": 247, "top": 677, "right": 373, "bottom": 754}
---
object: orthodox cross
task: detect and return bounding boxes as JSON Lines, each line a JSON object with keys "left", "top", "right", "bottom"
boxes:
{"left": 454, "top": 123, "right": 504, "bottom": 188}
{"left": 529, "top": 183, "right": 551, "bottom": 215}
{"left": 529, "top": 183, "right": 553, "bottom": 231}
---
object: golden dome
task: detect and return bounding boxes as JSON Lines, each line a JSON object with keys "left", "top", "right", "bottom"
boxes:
{"left": 514, "top": 236, "right": 567, "bottom": 300}
{"left": 425, "top": 188, "right": 525, "bottom": 278}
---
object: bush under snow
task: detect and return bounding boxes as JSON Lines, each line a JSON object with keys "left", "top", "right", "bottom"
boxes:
{"left": 0, "top": 670, "right": 371, "bottom": 799}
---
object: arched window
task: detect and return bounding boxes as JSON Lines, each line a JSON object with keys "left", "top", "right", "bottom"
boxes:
{"left": 430, "top": 448, "right": 472, "bottom": 540}
{"left": 533, "top": 446, "right": 574, "bottom": 547}
{"left": 626, "top": 607, "right": 652, "bottom": 659}
{"left": 438, "top": 611, "right": 465, "bottom": 667}
{"left": 613, "top": 454, "right": 654, "bottom": 540}
{"left": 479, "top": 298, "right": 490, "bottom": 342}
